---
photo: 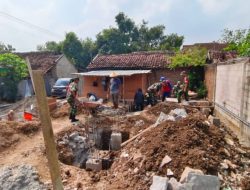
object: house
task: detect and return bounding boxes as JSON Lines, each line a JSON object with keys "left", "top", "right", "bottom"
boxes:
{"left": 75, "top": 51, "right": 188, "bottom": 100}
{"left": 16, "top": 51, "right": 77, "bottom": 97}
{"left": 182, "top": 42, "right": 228, "bottom": 52}
{"left": 182, "top": 42, "right": 237, "bottom": 63}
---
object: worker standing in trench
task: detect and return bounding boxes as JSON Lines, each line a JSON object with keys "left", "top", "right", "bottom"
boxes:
{"left": 67, "top": 77, "right": 80, "bottom": 122}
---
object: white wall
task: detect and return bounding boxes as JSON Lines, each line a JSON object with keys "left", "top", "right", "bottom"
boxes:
{"left": 215, "top": 58, "right": 250, "bottom": 145}
{"left": 56, "top": 56, "right": 77, "bottom": 78}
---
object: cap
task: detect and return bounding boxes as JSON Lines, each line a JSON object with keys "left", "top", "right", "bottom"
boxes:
{"left": 110, "top": 72, "right": 118, "bottom": 77}
{"left": 160, "top": 76, "right": 166, "bottom": 82}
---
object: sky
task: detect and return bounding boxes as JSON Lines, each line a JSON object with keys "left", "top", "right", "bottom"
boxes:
{"left": 0, "top": 0, "right": 249, "bottom": 52}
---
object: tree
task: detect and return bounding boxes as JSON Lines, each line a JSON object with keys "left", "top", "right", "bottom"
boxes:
{"left": 170, "top": 47, "right": 207, "bottom": 69}
{"left": 96, "top": 12, "right": 184, "bottom": 54}
{"left": 221, "top": 28, "right": 250, "bottom": 56}
{"left": 81, "top": 38, "right": 98, "bottom": 66}
{"left": 62, "top": 32, "right": 85, "bottom": 69}
{"left": 0, "top": 42, "right": 15, "bottom": 53}
{"left": 37, "top": 41, "right": 62, "bottom": 53}
{"left": 0, "top": 53, "right": 28, "bottom": 101}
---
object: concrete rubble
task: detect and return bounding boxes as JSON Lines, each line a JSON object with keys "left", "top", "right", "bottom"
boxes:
{"left": 0, "top": 165, "right": 46, "bottom": 190}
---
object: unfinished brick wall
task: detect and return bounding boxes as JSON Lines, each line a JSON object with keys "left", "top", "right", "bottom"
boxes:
{"left": 82, "top": 74, "right": 148, "bottom": 100}
{"left": 204, "top": 65, "right": 216, "bottom": 101}
{"left": 149, "top": 68, "right": 189, "bottom": 86}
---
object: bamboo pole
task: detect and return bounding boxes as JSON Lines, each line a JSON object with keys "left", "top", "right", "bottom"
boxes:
{"left": 31, "top": 70, "right": 63, "bottom": 190}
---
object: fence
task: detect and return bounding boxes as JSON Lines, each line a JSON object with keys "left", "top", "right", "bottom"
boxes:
{"left": 205, "top": 58, "right": 250, "bottom": 146}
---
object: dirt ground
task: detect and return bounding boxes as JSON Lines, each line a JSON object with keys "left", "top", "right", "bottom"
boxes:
{"left": 0, "top": 102, "right": 250, "bottom": 190}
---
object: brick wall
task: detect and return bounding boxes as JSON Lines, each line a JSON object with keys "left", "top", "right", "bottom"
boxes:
{"left": 82, "top": 74, "right": 148, "bottom": 100}
{"left": 149, "top": 68, "right": 189, "bottom": 86}
{"left": 204, "top": 65, "right": 216, "bottom": 101}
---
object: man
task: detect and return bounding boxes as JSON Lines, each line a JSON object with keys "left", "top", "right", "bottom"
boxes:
{"left": 173, "top": 81, "right": 182, "bottom": 103}
{"left": 180, "top": 71, "right": 189, "bottom": 101}
{"left": 134, "top": 88, "right": 144, "bottom": 111}
{"left": 109, "top": 72, "right": 121, "bottom": 109}
{"left": 67, "top": 77, "right": 80, "bottom": 122}
{"left": 160, "top": 79, "right": 172, "bottom": 102}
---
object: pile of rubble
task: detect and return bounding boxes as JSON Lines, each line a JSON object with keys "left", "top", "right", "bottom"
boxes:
{"left": 0, "top": 165, "right": 46, "bottom": 190}
{"left": 105, "top": 103, "right": 250, "bottom": 190}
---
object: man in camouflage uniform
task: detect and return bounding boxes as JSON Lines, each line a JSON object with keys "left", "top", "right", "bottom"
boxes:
{"left": 67, "top": 77, "right": 79, "bottom": 122}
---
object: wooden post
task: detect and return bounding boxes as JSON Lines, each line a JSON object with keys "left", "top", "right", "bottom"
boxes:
{"left": 31, "top": 70, "right": 64, "bottom": 190}
{"left": 123, "top": 76, "right": 125, "bottom": 104}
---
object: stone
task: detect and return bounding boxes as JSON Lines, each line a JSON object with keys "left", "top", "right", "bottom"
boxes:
{"left": 69, "top": 132, "right": 79, "bottom": 140}
{"left": 167, "top": 169, "right": 174, "bottom": 176}
{"left": 185, "top": 173, "right": 220, "bottom": 190}
{"left": 224, "top": 159, "right": 237, "bottom": 169}
{"left": 236, "top": 147, "right": 246, "bottom": 154}
{"left": 110, "top": 132, "right": 122, "bottom": 150}
{"left": 224, "top": 137, "right": 234, "bottom": 146}
{"left": 160, "top": 155, "right": 172, "bottom": 168}
{"left": 179, "top": 167, "right": 204, "bottom": 183}
{"left": 86, "top": 158, "right": 102, "bottom": 172}
{"left": 220, "top": 162, "right": 229, "bottom": 170}
{"left": 223, "top": 148, "right": 231, "bottom": 157}
{"left": 168, "top": 177, "right": 182, "bottom": 190}
{"left": 154, "top": 112, "right": 175, "bottom": 127}
{"left": 201, "top": 108, "right": 211, "bottom": 117}
{"left": 208, "top": 115, "right": 220, "bottom": 126}
{"left": 150, "top": 176, "right": 168, "bottom": 190}
{"left": 133, "top": 167, "right": 139, "bottom": 174}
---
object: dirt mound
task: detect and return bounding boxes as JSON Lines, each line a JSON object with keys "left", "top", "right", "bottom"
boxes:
{"left": 0, "top": 121, "right": 40, "bottom": 152}
{"left": 51, "top": 103, "right": 70, "bottom": 118}
{"left": 107, "top": 107, "right": 246, "bottom": 189}
{"left": 146, "top": 102, "right": 197, "bottom": 116}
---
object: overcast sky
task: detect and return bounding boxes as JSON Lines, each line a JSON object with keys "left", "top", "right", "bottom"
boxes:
{"left": 0, "top": 0, "right": 249, "bottom": 52}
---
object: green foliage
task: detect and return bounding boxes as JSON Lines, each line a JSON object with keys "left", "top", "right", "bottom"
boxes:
{"left": 0, "top": 53, "right": 28, "bottom": 101}
{"left": 0, "top": 42, "right": 15, "bottom": 53}
{"left": 37, "top": 41, "right": 62, "bottom": 53}
{"left": 197, "top": 83, "right": 207, "bottom": 98}
{"left": 188, "top": 67, "right": 204, "bottom": 91}
{"left": 221, "top": 28, "right": 250, "bottom": 56}
{"left": 96, "top": 12, "right": 184, "bottom": 54}
{"left": 38, "top": 12, "right": 184, "bottom": 68}
{"left": 170, "top": 47, "right": 207, "bottom": 69}
{"left": 62, "top": 32, "right": 86, "bottom": 69}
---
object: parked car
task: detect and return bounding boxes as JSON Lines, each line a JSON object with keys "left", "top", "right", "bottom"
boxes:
{"left": 51, "top": 78, "right": 72, "bottom": 98}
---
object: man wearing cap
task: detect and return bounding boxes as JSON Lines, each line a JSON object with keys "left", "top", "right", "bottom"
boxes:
{"left": 67, "top": 77, "right": 80, "bottom": 122}
{"left": 109, "top": 72, "right": 121, "bottom": 109}
{"left": 180, "top": 71, "right": 189, "bottom": 101}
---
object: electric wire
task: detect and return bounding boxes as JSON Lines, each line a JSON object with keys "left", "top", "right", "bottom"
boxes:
{"left": 0, "top": 11, "right": 63, "bottom": 38}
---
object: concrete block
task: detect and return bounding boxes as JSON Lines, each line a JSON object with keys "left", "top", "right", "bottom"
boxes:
{"left": 180, "top": 167, "right": 204, "bottom": 183}
{"left": 168, "top": 177, "right": 182, "bottom": 190}
{"left": 185, "top": 173, "right": 220, "bottom": 190}
{"left": 208, "top": 115, "right": 220, "bottom": 126}
{"left": 110, "top": 132, "right": 122, "bottom": 150}
{"left": 150, "top": 176, "right": 168, "bottom": 190}
{"left": 86, "top": 158, "right": 102, "bottom": 172}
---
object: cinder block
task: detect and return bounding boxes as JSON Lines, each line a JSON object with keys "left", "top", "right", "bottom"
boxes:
{"left": 86, "top": 158, "right": 102, "bottom": 172}
{"left": 110, "top": 132, "right": 122, "bottom": 150}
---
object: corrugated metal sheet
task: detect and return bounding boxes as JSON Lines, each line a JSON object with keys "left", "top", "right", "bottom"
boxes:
{"left": 72, "top": 70, "right": 151, "bottom": 76}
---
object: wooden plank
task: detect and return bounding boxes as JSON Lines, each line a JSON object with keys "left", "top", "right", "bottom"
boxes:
{"left": 31, "top": 70, "right": 64, "bottom": 190}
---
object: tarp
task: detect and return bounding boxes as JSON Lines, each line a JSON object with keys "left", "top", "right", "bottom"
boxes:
{"left": 72, "top": 70, "right": 151, "bottom": 77}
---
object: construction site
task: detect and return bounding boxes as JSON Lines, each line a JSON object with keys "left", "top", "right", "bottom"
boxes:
{"left": 0, "top": 91, "right": 250, "bottom": 190}
{"left": 0, "top": 2, "right": 250, "bottom": 189}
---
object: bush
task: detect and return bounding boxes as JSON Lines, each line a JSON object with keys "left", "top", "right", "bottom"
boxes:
{"left": 197, "top": 83, "right": 207, "bottom": 98}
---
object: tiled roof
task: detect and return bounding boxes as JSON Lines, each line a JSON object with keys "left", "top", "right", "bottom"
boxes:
{"left": 16, "top": 52, "right": 63, "bottom": 73}
{"left": 182, "top": 42, "right": 228, "bottom": 51}
{"left": 87, "top": 51, "right": 174, "bottom": 70}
